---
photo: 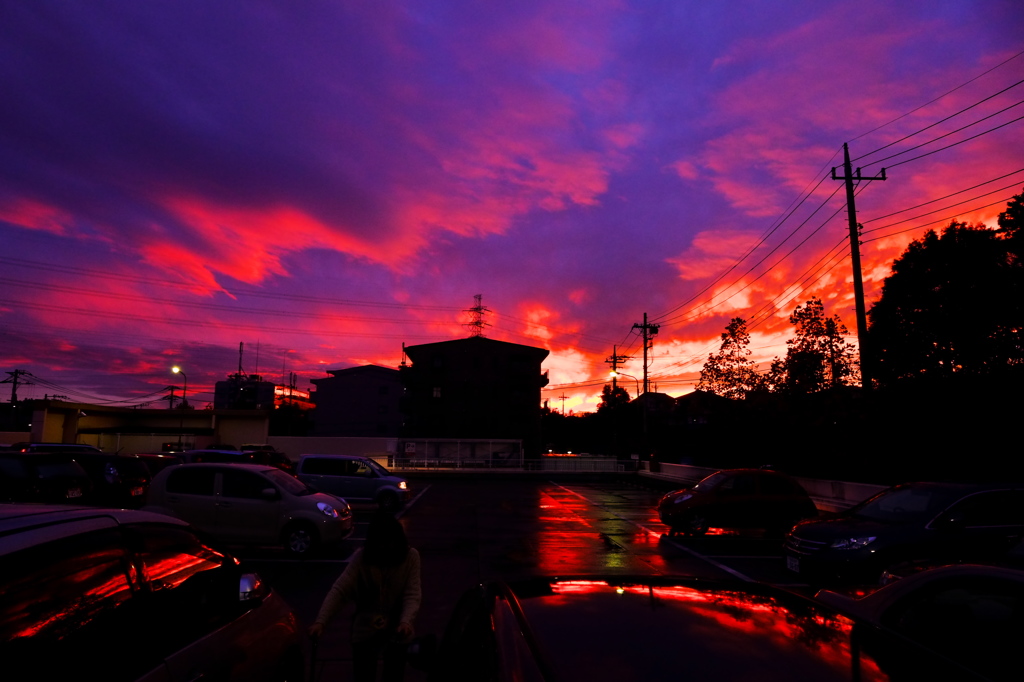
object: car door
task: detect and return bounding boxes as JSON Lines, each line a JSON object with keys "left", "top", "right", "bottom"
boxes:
{"left": 933, "top": 490, "right": 1024, "bottom": 559}
{"left": 298, "top": 456, "right": 350, "bottom": 497}
{"left": 162, "top": 467, "right": 219, "bottom": 535}
{"left": 713, "top": 472, "right": 759, "bottom": 527}
{"left": 216, "top": 468, "right": 282, "bottom": 544}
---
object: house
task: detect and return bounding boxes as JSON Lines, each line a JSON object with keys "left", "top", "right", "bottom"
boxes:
{"left": 399, "top": 336, "right": 549, "bottom": 455}
{"left": 310, "top": 365, "right": 402, "bottom": 436}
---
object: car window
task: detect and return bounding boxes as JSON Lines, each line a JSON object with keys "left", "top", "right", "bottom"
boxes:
{"left": 852, "top": 487, "right": 958, "bottom": 523}
{"left": 126, "top": 525, "right": 240, "bottom": 650}
{"left": 882, "top": 577, "right": 1024, "bottom": 681}
{"left": 760, "top": 474, "right": 801, "bottom": 496}
{"left": 262, "top": 467, "right": 312, "bottom": 495}
{"left": 944, "top": 491, "right": 1024, "bottom": 527}
{"left": 719, "top": 474, "right": 757, "bottom": 495}
{"left": 0, "top": 529, "right": 139, "bottom": 679}
{"left": 366, "top": 459, "right": 391, "bottom": 476}
{"left": 350, "top": 460, "right": 374, "bottom": 477}
{"left": 693, "top": 472, "right": 729, "bottom": 491}
{"left": 221, "top": 468, "right": 273, "bottom": 499}
{"left": 166, "top": 467, "right": 216, "bottom": 495}
{"left": 303, "top": 457, "right": 348, "bottom": 476}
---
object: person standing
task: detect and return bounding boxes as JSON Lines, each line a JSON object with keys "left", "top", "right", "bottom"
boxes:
{"left": 309, "top": 514, "right": 421, "bottom": 682}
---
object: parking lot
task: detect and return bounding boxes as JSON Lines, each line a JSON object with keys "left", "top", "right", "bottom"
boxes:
{"left": 237, "top": 476, "right": 807, "bottom": 680}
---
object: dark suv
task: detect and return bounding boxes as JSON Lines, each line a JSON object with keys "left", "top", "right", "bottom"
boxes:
{"left": 0, "top": 505, "right": 303, "bottom": 681}
{"left": 785, "top": 481, "right": 1024, "bottom": 583}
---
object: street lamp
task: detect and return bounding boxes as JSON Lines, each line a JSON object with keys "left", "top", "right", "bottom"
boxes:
{"left": 609, "top": 371, "right": 639, "bottom": 399}
{"left": 171, "top": 366, "right": 188, "bottom": 408}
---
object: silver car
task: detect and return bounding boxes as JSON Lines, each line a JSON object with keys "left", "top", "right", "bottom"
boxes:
{"left": 296, "top": 454, "right": 411, "bottom": 511}
{"left": 145, "top": 462, "right": 354, "bottom": 556}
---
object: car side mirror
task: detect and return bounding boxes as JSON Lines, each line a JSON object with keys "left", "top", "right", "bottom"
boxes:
{"left": 239, "top": 572, "right": 269, "bottom": 602}
{"left": 260, "top": 487, "right": 280, "bottom": 501}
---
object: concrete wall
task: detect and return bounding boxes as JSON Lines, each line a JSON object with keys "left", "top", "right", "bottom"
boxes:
{"left": 0, "top": 431, "right": 31, "bottom": 446}
{"left": 268, "top": 436, "right": 398, "bottom": 462}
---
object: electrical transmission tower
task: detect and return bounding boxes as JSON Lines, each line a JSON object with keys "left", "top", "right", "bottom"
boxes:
{"left": 832, "top": 142, "right": 887, "bottom": 390}
{"left": 464, "top": 294, "right": 491, "bottom": 337}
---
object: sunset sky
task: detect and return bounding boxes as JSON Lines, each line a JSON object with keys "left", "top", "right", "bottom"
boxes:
{"left": 2, "top": 1, "right": 1022, "bottom": 412}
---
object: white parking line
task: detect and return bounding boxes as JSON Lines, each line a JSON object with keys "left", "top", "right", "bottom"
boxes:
{"left": 551, "top": 482, "right": 755, "bottom": 583}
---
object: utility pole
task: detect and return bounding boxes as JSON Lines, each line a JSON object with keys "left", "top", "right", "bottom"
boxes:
{"left": 832, "top": 143, "right": 887, "bottom": 391}
{"left": 604, "top": 346, "right": 629, "bottom": 390}
{"left": 2, "top": 370, "right": 32, "bottom": 403}
{"left": 631, "top": 314, "right": 659, "bottom": 394}
{"left": 165, "top": 386, "right": 178, "bottom": 409}
{"left": 557, "top": 393, "right": 569, "bottom": 415}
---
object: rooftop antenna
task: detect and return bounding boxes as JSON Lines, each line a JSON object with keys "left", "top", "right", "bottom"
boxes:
{"left": 238, "top": 342, "right": 245, "bottom": 375}
{"left": 464, "top": 294, "right": 491, "bottom": 337}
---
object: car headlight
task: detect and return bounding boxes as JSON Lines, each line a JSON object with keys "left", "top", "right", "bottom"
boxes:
{"left": 830, "top": 536, "right": 876, "bottom": 550}
{"left": 317, "top": 502, "right": 339, "bottom": 518}
{"left": 398, "top": 481, "right": 408, "bottom": 490}
{"left": 673, "top": 493, "right": 693, "bottom": 504}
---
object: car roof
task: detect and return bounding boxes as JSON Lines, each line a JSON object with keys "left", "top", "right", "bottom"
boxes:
{"left": 158, "top": 461, "right": 277, "bottom": 472}
{"left": 298, "top": 453, "right": 366, "bottom": 460}
{"left": 463, "top": 575, "right": 985, "bottom": 681}
{"left": 0, "top": 504, "right": 188, "bottom": 556}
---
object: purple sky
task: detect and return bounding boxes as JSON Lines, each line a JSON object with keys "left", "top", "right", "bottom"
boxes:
{"left": 2, "top": 1, "right": 1022, "bottom": 411}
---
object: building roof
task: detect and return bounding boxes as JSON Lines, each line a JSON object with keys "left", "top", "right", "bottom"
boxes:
{"left": 404, "top": 335, "right": 549, "bottom": 360}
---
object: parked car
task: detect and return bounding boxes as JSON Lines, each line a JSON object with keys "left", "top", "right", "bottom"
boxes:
{"left": 0, "top": 452, "right": 93, "bottom": 503}
{"left": 784, "top": 481, "right": 1024, "bottom": 583}
{"left": 181, "top": 449, "right": 255, "bottom": 464}
{"left": 0, "top": 504, "right": 303, "bottom": 681}
{"left": 657, "top": 468, "right": 818, "bottom": 536}
{"left": 10, "top": 441, "right": 103, "bottom": 454}
{"left": 816, "top": 564, "right": 1024, "bottom": 682}
{"left": 145, "top": 462, "right": 354, "bottom": 555}
{"left": 133, "top": 452, "right": 184, "bottom": 477}
{"left": 241, "top": 444, "right": 295, "bottom": 474}
{"left": 296, "top": 454, "right": 410, "bottom": 511}
{"left": 428, "top": 575, "right": 990, "bottom": 681}
{"left": 60, "top": 452, "right": 152, "bottom": 507}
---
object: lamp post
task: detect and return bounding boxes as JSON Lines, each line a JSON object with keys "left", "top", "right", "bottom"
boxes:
{"left": 171, "top": 366, "right": 188, "bottom": 407}
{"left": 609, "top": 371, "right": 639, "bottom": 399}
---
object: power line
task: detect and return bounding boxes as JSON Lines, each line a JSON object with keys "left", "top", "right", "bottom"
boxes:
{"left": 849, "top": 47, "right": 1024, "bottom": 143}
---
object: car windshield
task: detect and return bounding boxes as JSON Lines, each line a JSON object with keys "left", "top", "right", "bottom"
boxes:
{"left": 262, "top": 468, "right": 313, "bottom": 496}
{"left": 692, "top": 472, "right": 729, "bottom": 492}
{"left": 367, "top": 459, "right": 391, "bottom": 476}
{"left": 851, "top": 486, "right": 960, "bottom": 523}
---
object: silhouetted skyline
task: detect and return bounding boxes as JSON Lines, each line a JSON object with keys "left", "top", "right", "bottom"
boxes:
{"left": 1, "top": 2, "right": 1022, "bottom": 410}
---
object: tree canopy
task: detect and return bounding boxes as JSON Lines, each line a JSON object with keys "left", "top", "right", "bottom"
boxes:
{"left": 697, "top": 317, "right": 761, "bottom": 400}
{"left": 766, "top": 298, "right": 859, "bottom": 394}
{"left": 868, "top": 205, "right": 1024, "bottom": 385}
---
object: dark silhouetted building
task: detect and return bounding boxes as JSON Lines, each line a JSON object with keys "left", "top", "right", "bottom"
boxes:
{"left": 311, "top": 365, "right": 402, "bottom": 436}
{"left": 214, "top": 373, "right": 276, "bottom": 410}
{"left": 400, "top": 337, "right": 549, "bottom": 455}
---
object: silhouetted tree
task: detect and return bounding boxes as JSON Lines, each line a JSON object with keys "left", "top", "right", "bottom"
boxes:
{"left": 868, "top": 215, "right": 1024, "bottom": 385}
{"left": 767, "top": 298, "right": 858, "bottom": 394}
{"left": 697, "top": 317, "right": 762, "bottom": 399}
{"left": 597, "top": 384, "right": 631, "bottom": 412}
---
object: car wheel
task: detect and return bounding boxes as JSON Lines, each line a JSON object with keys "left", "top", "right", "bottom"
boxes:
{"left": 283, "top": 523, "right": 318, "bottom": 557}
{"left": 685, "top": 512, "right": 709, "bottom": 536}
{"left": 377, "top": 491, "right": 400, "bottom": 513}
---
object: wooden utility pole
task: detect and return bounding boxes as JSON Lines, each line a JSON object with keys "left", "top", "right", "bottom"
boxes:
{"left": 604, "top": 345, "right": 628, "bottom": 390}
{"left": 832, "top": 143, "right": 886, "bottom": 390}
{"left": 631, "top": 314, "right": 659, "bottom": 394}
